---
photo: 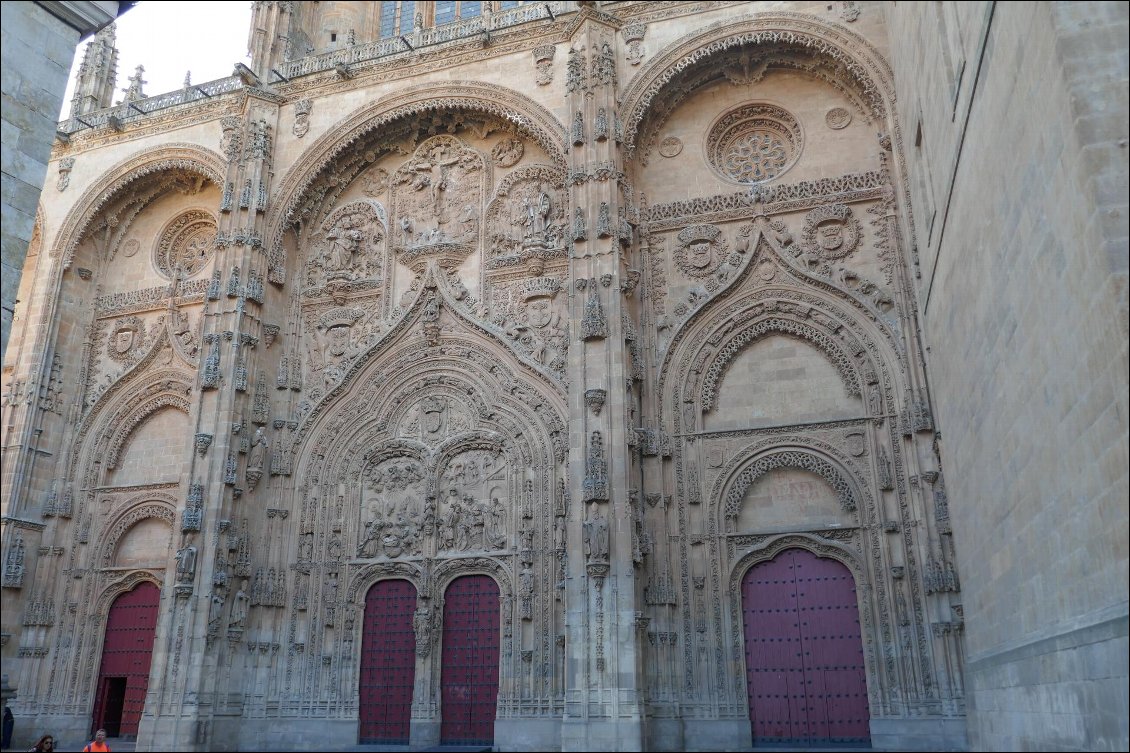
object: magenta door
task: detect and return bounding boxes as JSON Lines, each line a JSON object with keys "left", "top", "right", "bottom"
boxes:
{"left": 742, "top": 548, "right": 870, "bottom": 745}
{"left": 440, "top": 575, "right": 500, "bottom": 745}
{"left": 359, "top": 579, "right": 417, "bottom": 743}
{"left": 92, "top": 581, "right": 160, "bottom": 738}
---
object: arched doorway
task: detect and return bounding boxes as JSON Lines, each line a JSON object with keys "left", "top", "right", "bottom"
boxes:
{"left": 92, "top": 581, "right": 160, "bottom": 738}
{"left": 741, "top": 548, "right": 870, "bottom": 746}
{"left": 440, "top": 575, "right": 500, "bottom": 746}
{"left": 359, "top": 579, "right": 418, "bottom": 744}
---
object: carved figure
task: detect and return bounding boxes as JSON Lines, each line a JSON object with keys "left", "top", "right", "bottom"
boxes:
{"left": 582, "top": 503, "right": 608, "bottom": 561}
{"left": 229, "top": 582, "right": 250, "bottom": 629}
{"left": 413, "top": 604, "right": 433, "bottom": 656}
{"left": 175, "top": 537, "right": 198, "bottom": 584}
{"left": 247, "top": 427, "right": 268, "bottom": 472}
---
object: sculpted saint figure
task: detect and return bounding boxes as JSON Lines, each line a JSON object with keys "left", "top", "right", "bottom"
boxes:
{"left": 175, "top": 536, "right": 198, "bottom": 584}
{"left": 582, "top": 503, "right": 608, "bottom": 561}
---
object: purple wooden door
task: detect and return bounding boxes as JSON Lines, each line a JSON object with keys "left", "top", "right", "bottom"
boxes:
{"left": 440, "top": 575, "right": 500, "bottom": 745}
{"left": 92, "top": 581, "right": 159, "bottom": 738}
{"left": 742, "top": 548, "right": 870, "bottom": 745}
{"left": 359, "top": 579, "right": 417, "bottom": 744}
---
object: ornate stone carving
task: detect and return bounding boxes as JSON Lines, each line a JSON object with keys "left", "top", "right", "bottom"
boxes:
{"left": 724, "top": 450, "right": 857, "bottom": 522}
{"left": 584, "top": 388, "right": 607, "bottom": 415}
{"left": 582, "top": 503, "right": 609, "bottom": 562}
{"left": 392, "top": 134, "right": 483, "bottom": 270}
{"left": 105, "top": 316, "right": 146, "bottom": 364}
{"left": 2, "top": 533, "right": 26, "bottom": 588}
{"left": 582, "top": 431, "right": 608, "bottom": 502}
{"left": 801, "top": 203, "right": 861, "bottom": 260}
{"left": 491, "top": 137, "right": 524, "bottom": 168}
{"left": 57, "top": 157, "right": 75, "bottom": 192}
{"left": 293, "top": 98, "right": 312, "bottom": 138}
{"left": 485, "top": 164, "right": 567, "bottom": 266}
{"left": 304, "top": 200, "right": 385, "bottom": 295}
{"left": 674, "top": 224, "right": 729, "bottom": 279}
{"left": 658, "top": 136, "right": 683, "bottom": 158}
{"left": 153, "top": 209, "right": 217, "bottom": 280}
{"left": 533, "top": 44, "right": 556, "bottom": 86}
{"left": 580, "top": 285, "right": 608, "bottom": 341}
{"left": 623, "top": 22, "right": 647, "bottom": 66}
{"left": 706, "top": 103, "right": 803, "bottom": 184}
{"left": 826, "top": 106, "right": 852, "bottom": 129}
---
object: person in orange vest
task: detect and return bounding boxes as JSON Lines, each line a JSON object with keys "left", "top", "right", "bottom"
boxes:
{"left": 82, "top": 728, "right": 110, "bottom": 752}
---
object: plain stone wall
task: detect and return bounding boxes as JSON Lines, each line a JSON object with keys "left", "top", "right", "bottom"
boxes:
{"left": 884, "top": 2, "right": 1129, "bottom": 750}
{"left": 0, "top": 4, "right": 79, "bottom": 361}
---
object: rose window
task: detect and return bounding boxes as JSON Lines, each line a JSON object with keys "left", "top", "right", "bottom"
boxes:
{"left": 707, "top": 103, "right": 803, "bottom": 184}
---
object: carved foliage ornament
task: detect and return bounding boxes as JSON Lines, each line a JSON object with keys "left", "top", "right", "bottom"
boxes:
{"left": 706, "top": 103, "right": 803, "bottom": 184}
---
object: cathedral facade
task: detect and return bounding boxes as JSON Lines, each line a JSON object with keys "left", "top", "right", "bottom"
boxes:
{"left": 4, "top": 2, "right": 1123, "bottom": 751}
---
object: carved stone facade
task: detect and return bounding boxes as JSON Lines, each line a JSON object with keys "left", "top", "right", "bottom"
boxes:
{"left": 3, "top": 3, "right": 1124, "bottom": 753}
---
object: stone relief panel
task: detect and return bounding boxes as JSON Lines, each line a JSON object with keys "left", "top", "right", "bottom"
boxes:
{"left": 436, "top": 449, "right": 511, "bottom": 554}
{"left": 358, "top": 457, "right": 427, "bottom": 559}
{"left": 391, "top": 134, "right": 485, "bottom": 272}
{"left": 303, "top": 199, "right": 386, "bottom": 297}
{"left": 484, "top": 164, "right": 568, "bottom": 269}
{"left": 486, "top": 276, "right": 569, "bottom": 377}
{"left": 301, "top": 305, "right": 383, "bottom": 398}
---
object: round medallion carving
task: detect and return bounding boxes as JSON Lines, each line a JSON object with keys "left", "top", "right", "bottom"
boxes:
{"left": 658, "top": 136, "right": 683, "bottom": 158}
{"left": 706, "top": 103, "right": 802, "bottom": 184}
{"left": 825, "top": 107, "right": 852, "bottom": 130}
{"left": 155, "top": 210, "right": 217, "bottom": 279}
{"left": 801, "top": 204, "right": 862, "bottom": 260}
{"left": 121, "top": 238, "right": 140, "bottom": 258}
{"left": 491, "top": 137, "right": 524, "bottom": 168}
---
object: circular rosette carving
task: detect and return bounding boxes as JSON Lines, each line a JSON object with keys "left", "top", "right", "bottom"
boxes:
{"left": 706, "top": 103, "right": 802, "bottom": 184}
{"left": 391, "top": 134, "right": 484, "bottom": 272}
{"left": 801, "top": 203, "right": 861, "bottom": 260}
{"left": 491, "top": 137, "right": 524, "bottom": 168}
{"left": 155, "top": 209, "right": 217, "bottom": 279}
{"left": 674, "top": 224, "right": 729, "bottom": 278}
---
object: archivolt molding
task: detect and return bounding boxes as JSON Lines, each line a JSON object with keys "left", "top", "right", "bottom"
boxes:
{"left": 98, "top": 494, "right": 177, "bottom": 567}
{"left": 721, "top": 448, "right": 857, "bottom": 522}
{"left": 69, "top": 365, "right": 193, "bottom": 486}
{"left": 433, "top": 556, "right": 512, "bottom": 600}
{"left": 620, "top": 12, "right": 895, "bottom": 157}
{"left": 729, "top": 533, "right": 865, "bottom": 593}
{"left": 103, "top": 388, "right": 191, "bottom": 471}
{"left": 711, "top": 433, "right": 872, "bottom": 527}
{"left": 700, "top": 315, "right": 862, "bottom": 413}
{"left": 50, "top": 143, "right": 225, "bottom": 265}
{"left": 91, "top": 569, "right": 164, "bottom": 620}
{"left": 346, "top": 562, "right": 423, "bottom": 602}
{"left": 659, "top": 230, "right": 905, "bottom": 431}
{"left": 269, "top": 81, "right": 569, "bottom": 260}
